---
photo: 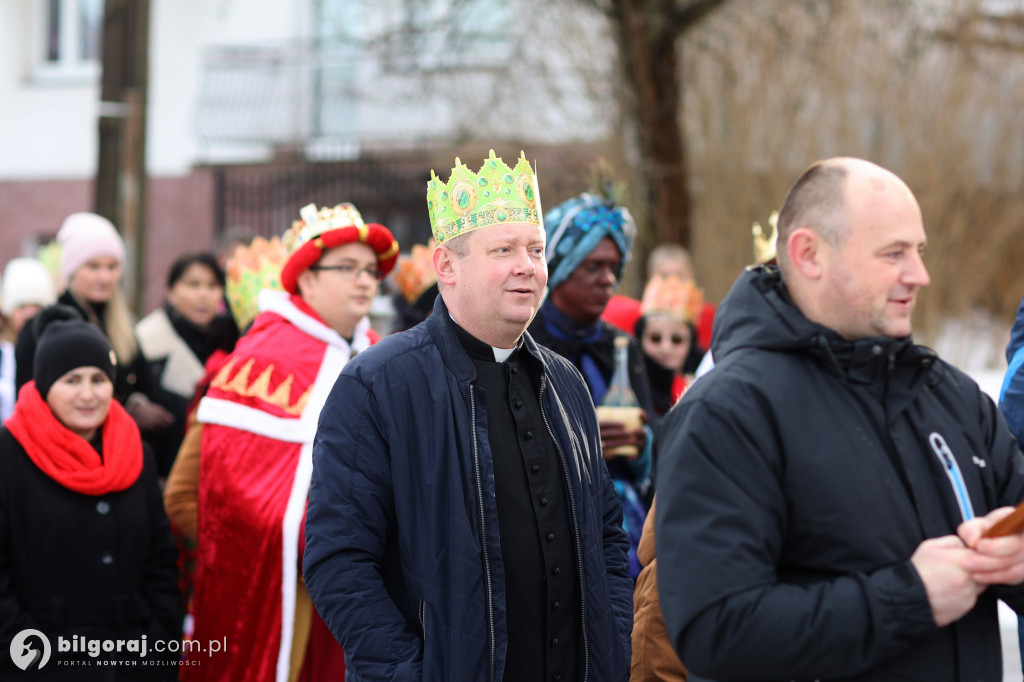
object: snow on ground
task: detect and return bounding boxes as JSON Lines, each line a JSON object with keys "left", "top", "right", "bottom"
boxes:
{"left": 930, "top": 309, "right": 1012, "bottom": 402}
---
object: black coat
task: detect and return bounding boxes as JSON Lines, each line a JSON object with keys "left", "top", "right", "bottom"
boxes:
{"left": 0, "top": 430, "right": 182, "bottom": 680}
{"left": 656, "top": 266, "right": 1024, "bottom": 682}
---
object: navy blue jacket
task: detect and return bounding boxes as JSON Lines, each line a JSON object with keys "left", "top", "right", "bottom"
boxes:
{"left": 658, "top": 266, "right": 1024, "bottom": 682}
{"left": 304, "top": 296, "right": 633, "bottom": 682}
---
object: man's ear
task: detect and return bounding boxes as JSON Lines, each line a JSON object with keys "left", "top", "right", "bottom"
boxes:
{"left": 434, "top": 246, "right": 457, "bottom": 286}
{"left": 787, "top": 228, "right": 825, "bottom": 280}
{"left": 295, "top": 268, "right": 315, "bottom": 297}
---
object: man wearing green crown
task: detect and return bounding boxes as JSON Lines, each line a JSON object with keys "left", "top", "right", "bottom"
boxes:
{"left": 305, "top": 150, "right": 633, "bottom": 681}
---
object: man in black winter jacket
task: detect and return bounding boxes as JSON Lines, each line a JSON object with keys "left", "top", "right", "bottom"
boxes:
{"left": 656, "top": 157, "right": 1024, "bottom": 681}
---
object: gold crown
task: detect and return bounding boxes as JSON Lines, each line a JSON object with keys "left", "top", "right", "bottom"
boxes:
{"left": 225, "top": 236, "right": 287, "bottom": 330}
{"left": 641, "top": 275, "right": 704, "bottom": 324}
{"left": 392, "top": 241, "right": 437, "bottom": 304}
{"left": 752, "top": 210, "right": 779, "bottom": 265}
{"left": 282, "top": 203, "right": 365, "bottom": 255}
{"left": 426, "top": 150, "right": 542, "bottom": 244}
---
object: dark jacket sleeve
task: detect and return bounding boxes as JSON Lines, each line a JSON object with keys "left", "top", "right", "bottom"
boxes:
{"left": 599, "top": 458, "right": 634, "bottom": 674}
{"left": 557, "top": 363, "right": 634, "bottom": 676}
{"left": 304, "top": 373, "right": 422, "bottom": 681}
{"left": 655, "top": 394, "right": 935, "bottom": 680}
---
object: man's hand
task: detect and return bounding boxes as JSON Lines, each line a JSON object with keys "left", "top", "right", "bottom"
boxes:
{"left": 958, "top": 507, "right": 1024, "bottom": 586}
{"left": 910, "top": 535, "right": 985, "bottom": 627}
{"left": 598, "top": 415, "right": 647, "bottom": 461}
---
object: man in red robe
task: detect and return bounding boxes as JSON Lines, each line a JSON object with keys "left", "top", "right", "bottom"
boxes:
{"left": 165, "top": 203, "right": 398, "bottom": 681}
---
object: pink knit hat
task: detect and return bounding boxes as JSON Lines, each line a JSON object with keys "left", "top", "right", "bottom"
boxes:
{"left": 57, "top": 212, "right": 126, "bottom": 281}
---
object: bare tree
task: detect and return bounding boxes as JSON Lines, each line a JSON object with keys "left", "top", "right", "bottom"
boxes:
{"left": 574, "top": 0, "right": 730, "bottom": 260}
{"left": 681, "top": 0, "right": 1024, "bottom": 337}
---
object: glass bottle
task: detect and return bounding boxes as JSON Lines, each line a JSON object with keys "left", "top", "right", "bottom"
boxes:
{"left": 597, "top": 336, "right": 642, "bottom": 457}
{"left": 602, "top": 335, "right": 640, "bottom": 408}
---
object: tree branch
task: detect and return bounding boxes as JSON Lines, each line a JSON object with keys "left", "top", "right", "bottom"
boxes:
{"left": 668, "top": 0, "right": 729, "bottom": 35}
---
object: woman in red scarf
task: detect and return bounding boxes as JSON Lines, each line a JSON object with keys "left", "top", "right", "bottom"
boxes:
{"left": 0, "top": 307, "right": 181, "bottom": 679}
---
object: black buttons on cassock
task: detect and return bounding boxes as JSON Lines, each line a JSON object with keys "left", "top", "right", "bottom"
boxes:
{"left": 96, "top": 500, "right": 110, "bottom": 515}
{"left": 546, "top": 533, "right": 555, "bottom": 542}
{"left": 540, "top": 497, "right": 549, "bottom": 507}
{"left": 531, "top": 464, "right": 540, "bottom": 473}
{"left": 100, "top": 553, "right": 114, "bottom": 565}
{"left": 514, "top": 400, "right": 523, "bottom": 409}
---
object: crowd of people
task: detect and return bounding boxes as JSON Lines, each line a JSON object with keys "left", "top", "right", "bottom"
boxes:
{"left": 2, "top": 151, "right": 1024, "bottom": 682}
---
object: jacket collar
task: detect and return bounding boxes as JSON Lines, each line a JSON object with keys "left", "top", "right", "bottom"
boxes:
{"left": 425, "top": 295, "right": 548, "bottom": 384}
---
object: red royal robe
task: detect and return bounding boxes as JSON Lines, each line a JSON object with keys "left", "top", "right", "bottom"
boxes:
{"left": 186, "top": 290, "right": 377, "bottom": 681}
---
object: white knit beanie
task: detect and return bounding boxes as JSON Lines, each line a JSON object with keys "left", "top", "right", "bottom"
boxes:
{"left": 57, "top": 212, "right": 126, "bottom": 281}
{"left": 0, "top": 258, "right": 56, "bottom": 317}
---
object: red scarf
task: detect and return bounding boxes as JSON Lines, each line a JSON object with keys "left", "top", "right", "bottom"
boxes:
{"left": 4, "top": 381, "right": 143, "bottom": 495}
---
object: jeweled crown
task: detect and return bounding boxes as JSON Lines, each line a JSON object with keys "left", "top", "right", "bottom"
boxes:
{"left": 427, "top": 150, "right": 542, "bottom": 244}
{"left": 282, "top": 202, "right": 365, "bottom": 256}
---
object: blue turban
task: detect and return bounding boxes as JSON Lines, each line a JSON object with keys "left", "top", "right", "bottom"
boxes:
{"left": 544, "top": 193, "right": 636, "bottom": 291}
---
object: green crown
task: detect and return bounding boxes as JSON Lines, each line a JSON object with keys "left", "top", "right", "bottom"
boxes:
{"left": 427, "top": 150, "right": 542, "bottom": 244}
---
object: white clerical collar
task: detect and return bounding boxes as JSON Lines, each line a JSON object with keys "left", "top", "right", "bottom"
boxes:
{"left": 492, "top": 346, "right": 515, "bottom": 363}
{"left": 449, "top": 312, "right": 516, "bottom": 362}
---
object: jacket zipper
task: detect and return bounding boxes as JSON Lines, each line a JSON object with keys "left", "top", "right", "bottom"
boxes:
{"left": 469, "top": 386, "right": 497, "bottom": 682}
{"left": 538, "top": 375, "right": 590, "bottom": 682}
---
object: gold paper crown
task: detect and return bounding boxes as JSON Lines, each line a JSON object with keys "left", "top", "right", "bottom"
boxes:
{"left": 641, "top": 275, "right": 704, "bottom": 324}
{"left": 392, "top": 240, "right": 438, "bottom": 304}
{"left": 426, "top": 150, "right": 542, "bottom": 244}
{"left": 752, "top": 210, "right": 779, "bottom": 265}
{"left": 225, "top": 236, "right": 287, "bottom": 329}
{"left": 282, "top": 202, "right": 365, "bottom": 255}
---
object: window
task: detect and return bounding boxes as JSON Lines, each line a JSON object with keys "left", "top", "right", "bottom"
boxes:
{"left": 35, "top": 0, "right": 103, "bottom": 81}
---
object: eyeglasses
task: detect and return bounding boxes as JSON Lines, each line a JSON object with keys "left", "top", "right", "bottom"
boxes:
{"left": 647, "top": 333, "right": 688, "bottom": 346}
{"left": 308, "top": 263, "right": 381, "bottom": 280}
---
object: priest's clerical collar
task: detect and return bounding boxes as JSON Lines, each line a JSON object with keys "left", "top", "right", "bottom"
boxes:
{"left": 449, "top": 313, "right": 520, "bottom": 363}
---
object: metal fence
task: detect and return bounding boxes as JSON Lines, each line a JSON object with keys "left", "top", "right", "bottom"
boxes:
{"left": 212, "top": 158, "right": 433, "bottom": 250}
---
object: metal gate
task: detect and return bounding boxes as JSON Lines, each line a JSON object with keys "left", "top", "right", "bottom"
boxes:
{"left": 212, "top": 158, "right": 433, "bottom": 250}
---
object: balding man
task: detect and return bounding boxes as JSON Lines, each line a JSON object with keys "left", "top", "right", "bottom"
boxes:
{"left": 656, "top": 158, "right": 1024, "bottom": 681}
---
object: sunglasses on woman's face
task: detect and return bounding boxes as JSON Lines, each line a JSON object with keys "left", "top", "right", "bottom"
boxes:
{"left": 648, "top": 333, "right": 687, "bottom": 346}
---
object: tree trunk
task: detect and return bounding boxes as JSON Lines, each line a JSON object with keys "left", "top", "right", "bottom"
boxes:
{"left": 615, "top": 1, "right": 691, "bottom": 252}
{"left": 95, "top": 0, "right": 149, "bottom": 315}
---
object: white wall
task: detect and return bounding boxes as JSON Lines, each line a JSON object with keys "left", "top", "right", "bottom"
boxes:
{"left": 0, "top": 0, "right": 312, "bottom": 182}
{"left": 0, "top": 0, "right": 101, "bottom": 180}
{"left": 148, "top": 0, "right": 312, "bottom": 176}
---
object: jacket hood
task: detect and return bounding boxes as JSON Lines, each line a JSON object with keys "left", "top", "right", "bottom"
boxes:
{"left": 711, "top": 266, "right": 935, "bottom": 386}
{"left": 711, "top": 266, "right": 818, "bottom": 360}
